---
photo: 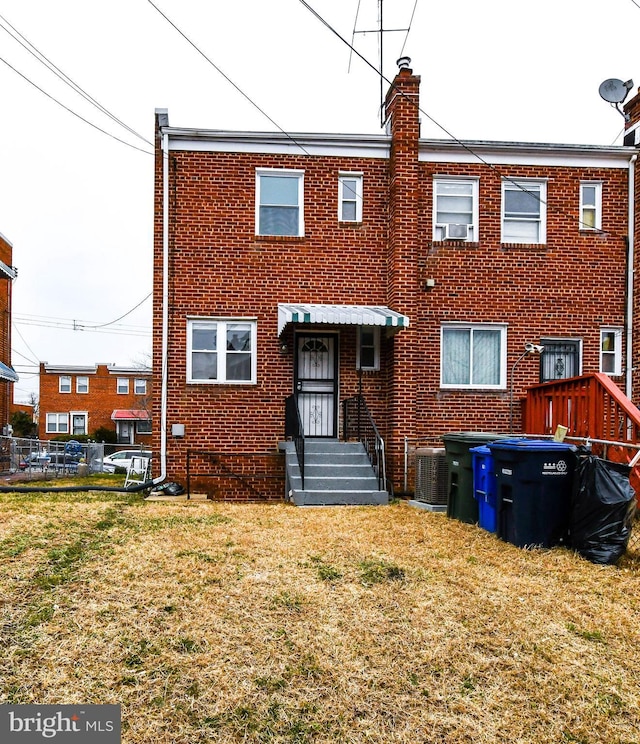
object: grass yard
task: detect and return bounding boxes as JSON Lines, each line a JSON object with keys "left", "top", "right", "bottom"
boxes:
{"left": 0, "top": 486, "right": 639, "bottom": 743}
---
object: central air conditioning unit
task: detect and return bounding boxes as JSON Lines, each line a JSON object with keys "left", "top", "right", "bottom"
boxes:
{"left": 414, "top": 447, "right": 448, "bottom": 511}
{"left": 442, "top": 223, "right": 470, "bottom": 240}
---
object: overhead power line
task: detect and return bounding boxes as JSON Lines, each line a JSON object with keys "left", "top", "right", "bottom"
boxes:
{"left": 0, "top": 11, "right": 153, "bottom": 148}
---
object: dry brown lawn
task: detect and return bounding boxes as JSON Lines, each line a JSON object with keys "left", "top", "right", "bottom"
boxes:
{"left": 0, "top": 486, "right": 639, "bottom": 743}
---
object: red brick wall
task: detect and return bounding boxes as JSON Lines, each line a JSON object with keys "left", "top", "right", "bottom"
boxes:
{"left": 154, "top": 78, "right": 631, "bottom": 495}
{"left": 38, "top": 364, "right": 152, "bottom": 443}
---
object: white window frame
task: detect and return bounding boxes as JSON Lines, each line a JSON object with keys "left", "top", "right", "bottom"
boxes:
{"left": 338, "top": 172, "right": 363, "bottom": 222}
{"left": 134, "top": 378, "right": 147, "bottom": 395}
{"left": 255, "top": 169, "right": 304, "bottom": 237}
{"left": 433, "top": 177, "right": 479, "bottom": 242}
{"left": 136, "top": 419, "right": 152, "bottom": 434}
{"left": 76, "top": 376, "right": 89, "bottom": 394}
{"left": 46, "top": 413, "right": 69, "bottom": 434}
{"left": 117, "top": 378, "right": 129, "bottom": 395}
{"left": 440, "top": 324, "right": 507, "bottom": 390}
{"left": 502, "top": 179, "right": 547, "bottom": 244}
{"left": 580, "top": 181, "right": 602, "bottom": 231}
{"left": 59, "top": 375, "right": 71, "bottom": 394}
{"left": 187, "top": 318, "right": 257, "bottom": 385}
{"left": 357, "top": 326, "right": 380, "bottom": 371}
{"left": 70, "top": 411, "right": 88, "bottom": 436}
{"left": 600, "top": 327, "right": 622, "bottom": 376}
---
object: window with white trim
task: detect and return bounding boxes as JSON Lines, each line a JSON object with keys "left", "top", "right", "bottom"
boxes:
{"left": 71, "top": 412, "right": 88, "bottom": 435}
{"left": 46, "top": 413, "right": 69, "bottom": 434}
{"left": 76, "top": 376, "right": 89, "bottom": 394}
{"left": 338, "top": 173, "right": 363, "bottom": 222}
{"left": 188, "top": 319, "right": 257, "bottom": 384}
{"left": 441, "top": 324, "right": 507, "bottom": 389}
{"left": 357, "top": 326, "right": 380, "bottom": 371}
{"left": 117, "top": 378, "right": 129, "bottom": 394}
{"left": 580, "top": 182, "right": 602, "bottom": 230}
{"left": 256, "top": 169, "right": 304, "bottom": 236}
{"left": 600, "top": 327, "right": 622, "bottom": 376}
{"left": 59, "top": 375, "right": 71, "bottom": 393}
{"left": 137, "top": 419, "right": 152, "bottom": 434}
{"left": 433, "top": 178, "right": 478, "bottom": 241}
{"left": 502, "top": 179, "right": 546, "bottom": 244}
{"left": 134, "top": 378, "right": 147, "bottom": 395}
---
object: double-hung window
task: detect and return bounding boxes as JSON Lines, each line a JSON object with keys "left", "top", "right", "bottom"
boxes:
{"left": 117, "top": 378, "right": 129, "bottom": 394}
{"left": 441, "top": 324, "right": 507, "bottom": 389}
{"left": 59, "top": 375, "right": 71, "bottom": 393}
{"left": 134, "top": 378, "right": 147, "bottom": 395}
{"left": 338, "top": 173, "right": 363, "bottom": 222}
{"left": 434, "top": 178, "right": 478, "bottom": 241}
{"left": 357, "top": 326, "right": 380, "bottom": 371}
{"left": 188, "top": 318, "right": 257, "bottom": 384}
{"left": 76, "top": 376, "right": 89, "bottom": 394}
{"left": 46, "top": 413, "right": 69, "bottom": 434}
{"left": 502, "top": 179, "right": 546, "bottom": 244}
{"left": 580, "top": 182, "right": 602, "bottom": 230}
{"left": 600, "top": 327, "right": 622, "bottom": 375}
{"left": 256, "top": 169, "right": 304, "bottom": 236}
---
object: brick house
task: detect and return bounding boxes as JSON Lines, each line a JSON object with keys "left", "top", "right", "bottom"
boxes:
{"left": 153, "top": 61, "right": 640, "bottom": 501}
{"left": 38, "top": 363, "right": 152, "bottom": 445}
{"left": 0, "top": 232, "right": 18, "bottom": 433}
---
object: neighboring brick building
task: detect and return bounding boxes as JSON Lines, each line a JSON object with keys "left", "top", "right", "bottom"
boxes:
{"left": 38, "top": 363, "right": 152, "bottom": 445}
{"left": 153, "top": 61, "right": 640, "bottom": 497}
{"left": 0, "top": 233, "right": 18, "bottom": 433}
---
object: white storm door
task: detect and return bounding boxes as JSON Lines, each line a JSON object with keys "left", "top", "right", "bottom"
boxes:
{"left": 295, "top": 334, "right": 338, "bottom": 437}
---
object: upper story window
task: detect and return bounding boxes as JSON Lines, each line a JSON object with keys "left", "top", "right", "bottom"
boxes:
{"left": 433, "top": 178, "right": 478, "bottom": 241}
{"left": 580, "top": 182, "right": 602, "bottom": 231}
{"left": 117, "top": 378, "right": 129, "bottom": 394}
{"left": 59, "top": 375, "right": 71, "bottom": 394}
{"left": 502, "top": 179, "right": 546, "bottom": 244}
{"left": 256, "top": 169, "right": 304, "bottom": 236}
{"left": 441, "top": 324, "right": 507, "bottom": 389}
{"left": 600, "top": 327, "right": 622, "bottom": 376}
{"left": 357, "top": 326, "right": 380, "bottom": 371}
{"left": 134, "top": 378, "right": 147, "bottom": 395}
{"left": 76, "top": 376, "right": 89, "bottom": 394}
{"left": 188, "top": 319, "right": 257, "bottom": 384}
{"left": 338, "top": 173, "right": 363, "bottom": 222}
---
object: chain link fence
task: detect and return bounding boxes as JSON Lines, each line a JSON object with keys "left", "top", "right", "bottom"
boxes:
{"left": 0, "top": 435, "right": 105, "bottom": 477}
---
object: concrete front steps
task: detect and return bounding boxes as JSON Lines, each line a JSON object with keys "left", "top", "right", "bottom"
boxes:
{"left": 280, "top": 439, "right": 388, "bottom": 506}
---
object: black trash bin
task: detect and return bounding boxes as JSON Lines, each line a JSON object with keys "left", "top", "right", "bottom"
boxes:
{"left": 443, "top": 433, "right": 508, "bottom": 524}
{"left": 488, "top": 438, "right": 575, "bottom": 548}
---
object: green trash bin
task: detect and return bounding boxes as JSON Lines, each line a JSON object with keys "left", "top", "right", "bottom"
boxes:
{"left": 443, "top": 432, "right": 509, "bottom": 524}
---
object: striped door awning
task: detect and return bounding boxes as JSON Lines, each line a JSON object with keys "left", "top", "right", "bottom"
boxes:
{"left": 277, "top": 304, "right": 409, "bottom": 336}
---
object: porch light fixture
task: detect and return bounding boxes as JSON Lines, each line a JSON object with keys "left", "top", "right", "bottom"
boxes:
{"left": 279, "top": 341, "right": 288, "bottom": 354}
{"left": 509, "top": 343, "right": 545, "bottom": 434}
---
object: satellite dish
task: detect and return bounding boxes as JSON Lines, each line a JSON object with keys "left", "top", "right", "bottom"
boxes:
{"left": 599, "top": 78, "right": 633, "bottom": 104}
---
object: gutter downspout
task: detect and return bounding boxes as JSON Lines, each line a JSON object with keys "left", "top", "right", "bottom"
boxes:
{"left": 627, "top": 154, "right": 637, "bottom": 400}
{"left": 153, "top": 127, "right": 170, "bottom": 486}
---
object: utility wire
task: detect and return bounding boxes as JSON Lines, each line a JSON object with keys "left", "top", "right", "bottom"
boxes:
{"left": 0, "top": 11, "right": 152, "bottom": 147}
{"left": 79, "top": 292, "right": 152, "bottom": 330}
{"left": 0, "top": 55, "right": 153, "bottom": 155}
{"left": 12, "top": 322, "right": 40, "bottom": 366}
{"left": 298, "top": 0, "right": 624, "bottom": 238}
{"left": 146, "top": 0, "right": 311, "bottom": 156}
{"left": 399, "top": 0, "right": 419, "bottom": 58}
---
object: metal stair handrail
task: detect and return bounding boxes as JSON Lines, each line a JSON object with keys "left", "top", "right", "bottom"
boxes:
{"left": 342, "top": 395, "right": 386, "bottom": 490}
{"left": 285, "top": 394, "right": 305, "bottom": 489}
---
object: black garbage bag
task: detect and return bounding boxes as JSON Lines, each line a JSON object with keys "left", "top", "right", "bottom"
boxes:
{"left": 154, "top": 481, "right": 185, "bottom": 496}
{"left": 569, "top": 451, "right": 636, "bottom": 565}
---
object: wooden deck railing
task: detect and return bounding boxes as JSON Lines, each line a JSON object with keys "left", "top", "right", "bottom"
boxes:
{"left": 524, "top": 373, "right": 640, "bottom": 499}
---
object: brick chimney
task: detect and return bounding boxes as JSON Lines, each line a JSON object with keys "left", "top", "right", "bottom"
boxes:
{"left": 623, "top": 86, "right": 640, "bottom": 145}
{"left": 384, "top": 59, "right": 421, "bottom": 486}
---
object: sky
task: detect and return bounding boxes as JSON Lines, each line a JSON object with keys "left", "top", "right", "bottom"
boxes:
{"left": 0, "top": 0, "right": 638, "bottom": 403}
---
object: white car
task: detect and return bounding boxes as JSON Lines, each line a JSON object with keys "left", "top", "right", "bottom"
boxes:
{"left": 102, "top": 450, "right": 151, "bottom": 473}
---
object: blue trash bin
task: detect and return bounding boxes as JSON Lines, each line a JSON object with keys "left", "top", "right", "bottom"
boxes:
{"left": 488, "top": 438, "right": 575, "bottom": 548}
{"left": 471, "top": 445, "right": 498, "bottom": 533}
